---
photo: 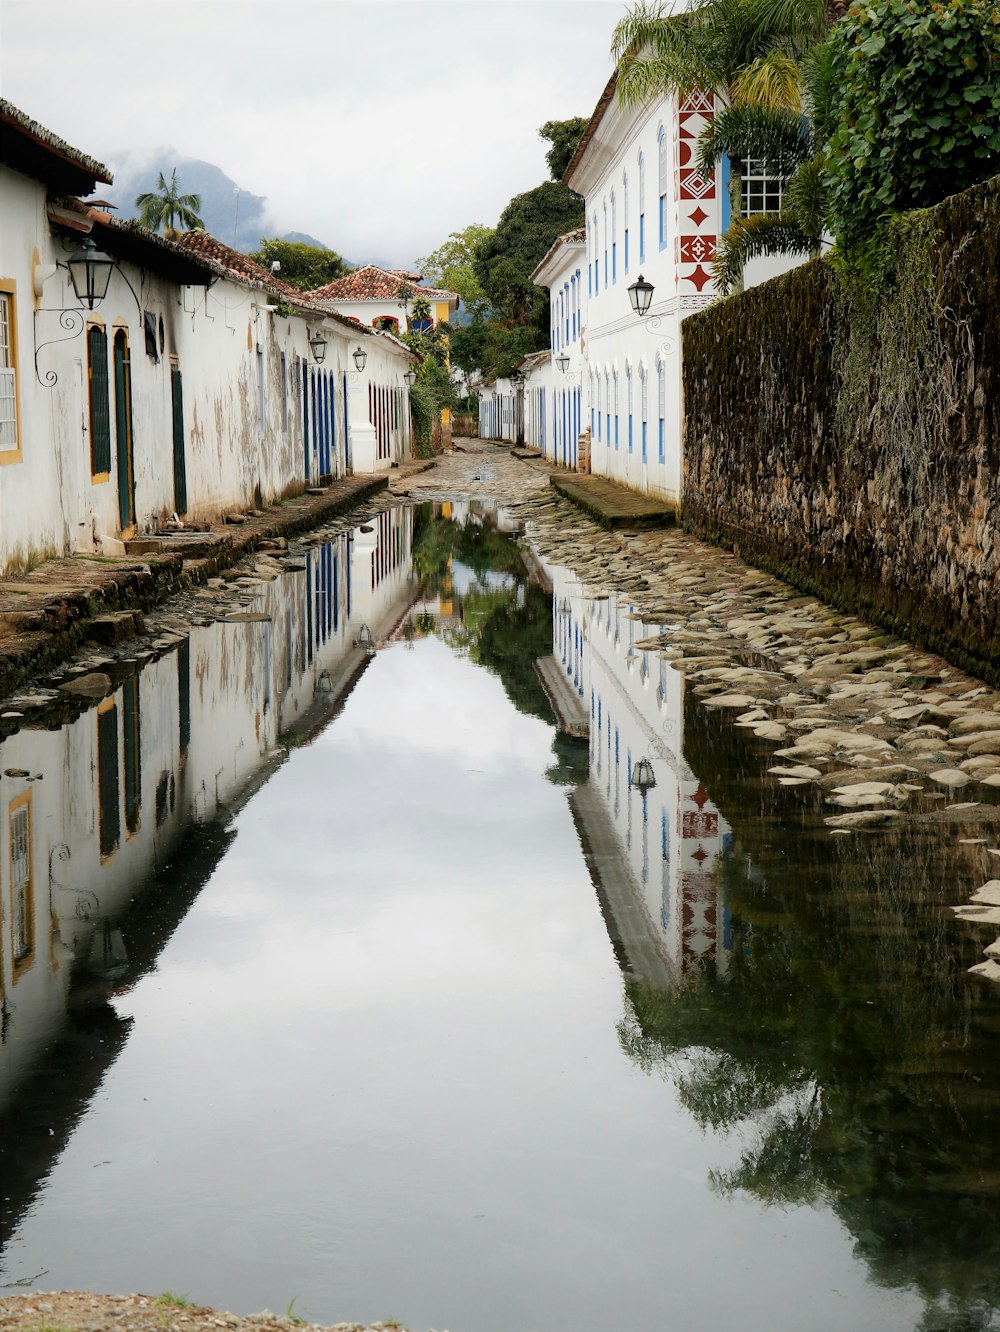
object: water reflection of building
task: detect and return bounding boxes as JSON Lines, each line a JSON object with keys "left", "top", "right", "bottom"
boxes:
{"left": 0, "top": 512, "right": 416, "bottom": 1164}
{"left": 545, "top": 562, "right": 731, "bottom": 985}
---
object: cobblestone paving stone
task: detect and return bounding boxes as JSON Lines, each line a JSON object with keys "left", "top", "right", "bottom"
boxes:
{"left": 410, "top": 441, "right": 1000, "bottom": 980}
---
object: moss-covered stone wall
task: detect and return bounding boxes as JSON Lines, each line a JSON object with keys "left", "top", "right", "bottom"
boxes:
{"left": 682, "top": 175, "right": 1000, "bottom": 683}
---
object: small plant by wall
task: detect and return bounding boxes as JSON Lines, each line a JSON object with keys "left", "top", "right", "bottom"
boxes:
{"left": 682, "top": 174, "right": 1000, "bottom": 681}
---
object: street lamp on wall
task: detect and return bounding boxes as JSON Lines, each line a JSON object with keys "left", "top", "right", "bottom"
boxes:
{"left": 352, "top": 345, "right": 368, "bottom": 372}
{"left": 66, "top": 237, "right": 114, "bottom": 310}
{"left": 627, "top": 273, "right": 654, "bottom": 318}
{"left": 556, "top": 352, "right": 570, "bottom": 374}
{"left": 308, "top": 330, "right": 328, "bottom": 364}
{"left": 403, "top": 368, "right": 416, "bottom": 387}
{"left": 630, "top": 757, "right": 656, "bottom": 793}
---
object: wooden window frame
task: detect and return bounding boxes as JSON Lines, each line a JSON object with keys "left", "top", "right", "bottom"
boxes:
{"left": 9, "top": 790, "right": 34, "bottom": 981}
{"left": 87, "top": 319, "right": 112, "bottom": 482}
{"left": 0, "top": 280, "right": 23, "bottom": 465}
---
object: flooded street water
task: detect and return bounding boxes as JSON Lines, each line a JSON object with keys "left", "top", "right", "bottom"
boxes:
{"left": 1, "top": 492, "right": 999, "bottom": 1332}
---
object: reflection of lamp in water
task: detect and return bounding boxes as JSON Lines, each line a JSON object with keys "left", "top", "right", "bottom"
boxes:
{"left": 355, "top": 624, "right": 376, "bottom": 655}
{"left": 630, "top": 757, "right": 656, "bottom": 793}
{"left": 88, "top": 920, "right": 129, "bottom": 982}
{"left": 316, "top": 670, "right": 333, "bottom": 694}
{"left": 558, "top": 598, "right": 570, "bottom": 615}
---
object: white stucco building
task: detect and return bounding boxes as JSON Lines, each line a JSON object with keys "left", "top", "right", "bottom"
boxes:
{"left": 478, "top": 70, "right": 803, "bottom": 506}
{"left": 0, "top": 99, "right": 418, "bottom": 573}
{"left": 307, "top": 264, "right": 459, "bottom": 336}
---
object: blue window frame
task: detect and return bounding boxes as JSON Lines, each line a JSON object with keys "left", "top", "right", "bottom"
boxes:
{"left": 623, "top": 172, "right": 629, "bottom": 274}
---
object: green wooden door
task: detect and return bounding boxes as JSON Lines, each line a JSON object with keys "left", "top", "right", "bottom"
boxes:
{"left": 171, "top": 362, "right": 187, "bottom": 514}
{"left": 113, "top": 330, "right": 135, "bottom": 531}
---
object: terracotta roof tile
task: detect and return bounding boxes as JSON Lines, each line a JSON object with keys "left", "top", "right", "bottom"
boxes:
{"left": 309, "top": 264, "right": 458, "bottom": 306}
{"left": 178, "top": 230, "right": 308, "bottom": 302}
{"left": 530, "top": 228, "right": 587, "bottom": 283}
{"left": 0, "top": 98, "right": 113, "bottom": 193}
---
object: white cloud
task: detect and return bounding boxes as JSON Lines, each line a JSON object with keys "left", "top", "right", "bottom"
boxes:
{"left": 0, "top": 0, "right": 622, "bottom": 263}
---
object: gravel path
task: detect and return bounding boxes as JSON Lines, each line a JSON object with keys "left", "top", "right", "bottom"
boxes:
{"left": 0, "top": 1293, "right": 432, "bottom": 1332}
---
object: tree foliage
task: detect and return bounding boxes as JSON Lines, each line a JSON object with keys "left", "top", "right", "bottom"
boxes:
{"left": 475, "top": 182, "right": 584, "bottom": 329}
{"left": 134, "top": 169, "right": 204, "bottom": 236}
{"left": 611, "top": 0, "right": 826, "bottom": 115}
{"left": 539, "top": 117, "right": 590, "bottom": 181}
{"left": 824, "top": 0, "right": 1000, "bottom": 255}
{"left": 415, "top": 225, "right": 494, "bottom": 319}
{"left": 248, "top": 238, "right": 349, "bottom": 291}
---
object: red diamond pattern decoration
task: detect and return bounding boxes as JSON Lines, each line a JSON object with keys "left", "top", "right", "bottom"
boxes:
{"left": 689, "top": 205, "right": 709, "bottom": 227}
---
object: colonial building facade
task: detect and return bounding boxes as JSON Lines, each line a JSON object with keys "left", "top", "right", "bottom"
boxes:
{"left": 0, "top": 99, "right": 417, "bottom": 574}
{"left": 477, "top": 72, "right": 799, "bottom": 507}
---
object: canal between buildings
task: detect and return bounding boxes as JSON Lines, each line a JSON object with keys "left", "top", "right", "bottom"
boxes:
{"left": 1, "top": 500, "right": 998, "bottom": 1332}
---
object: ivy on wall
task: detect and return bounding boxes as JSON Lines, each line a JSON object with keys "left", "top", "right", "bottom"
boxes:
{"left": 682, "top": 173, "right": 1000, "bottom": 679}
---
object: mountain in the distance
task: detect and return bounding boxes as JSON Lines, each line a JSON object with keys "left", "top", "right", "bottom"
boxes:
{"left": 99, "top": 151, "right": 331, "bottom": 254}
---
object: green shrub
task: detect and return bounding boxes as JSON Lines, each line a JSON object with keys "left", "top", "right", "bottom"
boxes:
{"left": 825, "top": 0, "right": 1000, "bottom": 255}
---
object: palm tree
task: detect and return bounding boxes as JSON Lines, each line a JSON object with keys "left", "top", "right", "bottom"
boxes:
{"left": 611, "top": 0, "right": 828, "bottom": 228}
{"left": 134, "top": 169, "right": 204, "bottom": 239}
{"left": 694, "top": 39, "right": 839, "bottom": 291}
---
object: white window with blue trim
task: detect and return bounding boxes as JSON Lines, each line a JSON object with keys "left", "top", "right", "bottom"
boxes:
{"left": 640, "top": 365, "right": 648, "bottom": 461}
{"left": 638, "top": 151, "right": 646, "bottom": 263}
{"left": 611, "top": 190, "right": 617, "bottom": 283}
{"left": 603, "top": 200, "right": 608, "bottom": 288}
{"left": 657, "top": 126, "right": 667, "bottom": 250}
{"left": 626, "top": 363, "right": 633, "bottom": 452}
{"left": 657, "top": 358, "right": 666, "bottom": 464}
{"left": 623, "top": 171, "right": 630, "bottom": 274}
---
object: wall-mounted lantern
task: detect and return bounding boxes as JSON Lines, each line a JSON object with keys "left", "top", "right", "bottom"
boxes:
{"left": 556, "top": 352, "right": 570, "bottom": 374}
{"left": 630, "top": 757, "right": 656, "bottom": 793}
{"left": 67, "top": 237, "right": 115, "bottom": 310}
{"left": 627, "top": 273, "right": 654, "bottom": 318}
{"left": 403, "top": 367, "right": 416, "bottom": 387}
{"left": 352, "top": 345, "right": 368, "bottom": 372}
{"left": 308, "top": 330, "right": 328, "bottom": 364}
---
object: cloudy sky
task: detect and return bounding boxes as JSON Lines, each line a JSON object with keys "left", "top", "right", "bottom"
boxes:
{"left": 0, "top": 0, "right": 622, "bottom": 266}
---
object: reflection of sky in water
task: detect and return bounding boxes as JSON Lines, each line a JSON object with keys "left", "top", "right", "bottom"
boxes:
{"left": 449, "top": 558, "right": 516, "bottom": 595}
{"left": 1, "top": 637, "right": 923, "bottom": 1332}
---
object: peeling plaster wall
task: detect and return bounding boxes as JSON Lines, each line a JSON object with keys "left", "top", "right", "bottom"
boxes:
{"left": 0, "top": 165, "right": 71, "bottom": 569}
{"left": 0, "top": 154, "right": 416, "bottom": 569}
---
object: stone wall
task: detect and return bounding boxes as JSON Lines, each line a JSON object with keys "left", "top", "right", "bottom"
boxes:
{"left": 682, "top": 175, "right": 1000, "bottom": 683}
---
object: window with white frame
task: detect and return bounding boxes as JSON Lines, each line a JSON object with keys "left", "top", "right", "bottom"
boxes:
{"left": 603, "top": 201, "right": 608, "bottom": 288}
{"left": 657, "top": 359, "right": 666, "bottom": 464}
{"left": 640, "top": 365, "right": 648, "bottom": 461}
{"left": 657, "top": 128, "right": 667, "bottom": 249}
{"left": 0, "top": 290, "right": 18, "bottom": 453}
{"left": 742, "top": 160, "right": 785, "bottom": 215}
{"left": 611, "top": 190, "right": 617, "bottom": 283}
{"left": 638, "top": 152, "right": 646, "bottom": 262}
{"left": 626, "top": 364, "right": 633, "bottom": 452}
{"left": 623, "top": 172, "right": 630, "bottom": 273}
{"left": 593, "top": 213, "right": 599, "bottom": 292}
{"left": 613, "top": 370, "right": 620, "bottom": 448}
